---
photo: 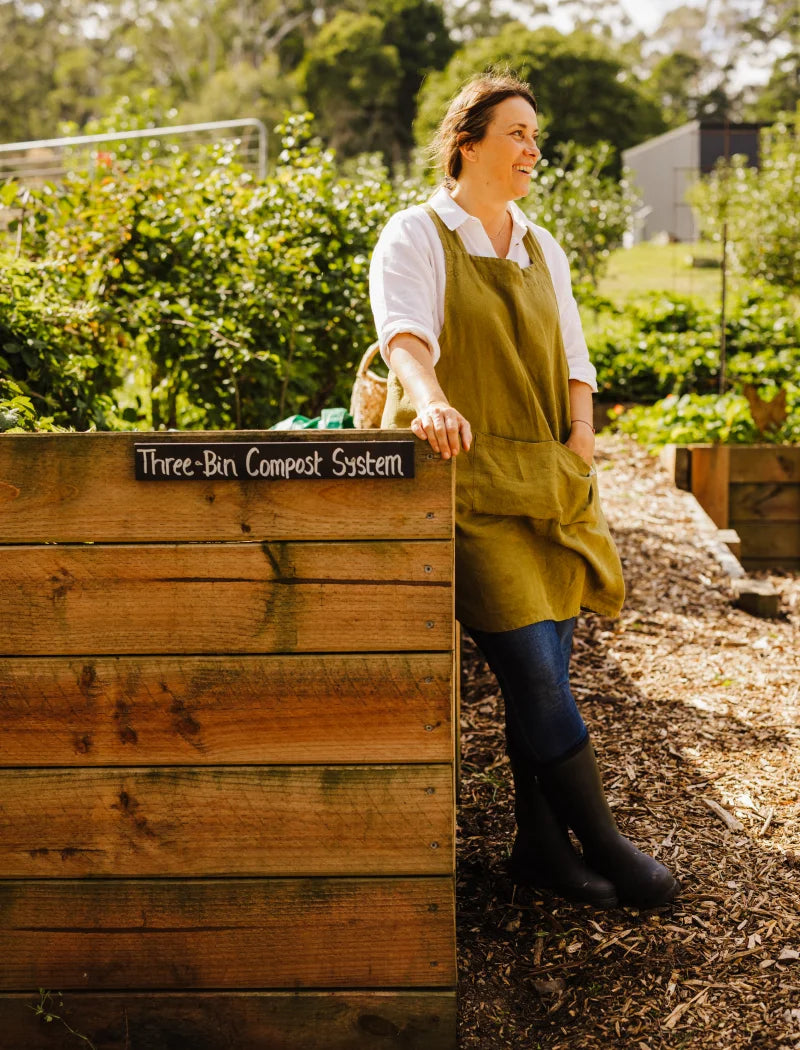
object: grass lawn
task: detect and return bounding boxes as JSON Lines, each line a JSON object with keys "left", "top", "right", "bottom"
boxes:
{"left": 596, "top": 241, "right": 740, "bottom": 308}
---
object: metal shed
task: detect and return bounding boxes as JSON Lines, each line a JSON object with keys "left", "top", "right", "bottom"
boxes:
{"left": 623, "top": 120, "right": 763, "bottom": 243}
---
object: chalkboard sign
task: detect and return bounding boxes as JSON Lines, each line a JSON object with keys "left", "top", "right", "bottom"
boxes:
{"left": 134, "top": 440, "right": 416, "bottom": 481}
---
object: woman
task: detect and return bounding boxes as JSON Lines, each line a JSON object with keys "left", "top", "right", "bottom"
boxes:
{"left": 369, "top": 72, "right": 678, "bottom": 909}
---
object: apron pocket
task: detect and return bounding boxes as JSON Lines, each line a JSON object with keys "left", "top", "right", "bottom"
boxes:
{"left": 466, "top": 430, "right": 597, "bottom": 525}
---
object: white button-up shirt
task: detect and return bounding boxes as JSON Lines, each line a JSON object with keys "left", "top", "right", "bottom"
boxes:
{"left": 369, "top": 184, "right": 597, "bottom": 391}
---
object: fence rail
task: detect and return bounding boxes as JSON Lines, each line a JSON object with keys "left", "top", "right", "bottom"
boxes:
{"left": 0, "top": 117, "right": 268, "bottom": 183}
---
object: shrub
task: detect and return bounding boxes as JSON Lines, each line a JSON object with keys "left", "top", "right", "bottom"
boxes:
{"left": 0, "top": 253, "right": 123, "bottom": 429}
{"left": 616, "top": 388, "right": 800, "bottom": 446}
{"left": 2, "top": 116, "right": 422, "bottom": 430}
{"left": 588, "top": 289, "right": 799, "bottom": 404}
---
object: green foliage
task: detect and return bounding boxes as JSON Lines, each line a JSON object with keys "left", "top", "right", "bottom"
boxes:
{"left": 616, "top": 388, "right": 800, "bottom": 446}
{"left": 0, "top": 254, "right": 123, "bottom": 429}
{"left": 688, "top": 119, "right": 800, "bottom": 290}
{"left": 588, "top": 288, "right": 800, "bottom": 403}
{"left": 0, "top": 379, "right": 63, "bottom": 433}
{"left": 301, "top": 12, "right": 402, "bottom": 161}
{"left": 30, "top": 989, "right": 95, "bottom": 1050}
{"left": 414, "top": 24, "right": 666, "bottom": 170}
{"left": 301, "top": 0, "right": 454, "bottom": 167}
{"left": 3, "top": 115, "right": 421, "bottom": 431}
{"left": 526, "top": 141, "right": 637, "bottom": 286}
{"left": 642, "top": 51, "right": 705, "bottom": 127}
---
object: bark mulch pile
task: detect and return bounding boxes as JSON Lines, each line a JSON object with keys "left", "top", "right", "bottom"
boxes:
{"left": 457, "top": 434, "right": 799, "bottom": 1050}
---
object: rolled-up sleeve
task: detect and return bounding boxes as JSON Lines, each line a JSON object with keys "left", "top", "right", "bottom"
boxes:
{"left": 369, "top": 210, "right": 442, "bottom": 367}
{"left": 533, "top": 228, "right": 598, "bottom": 392}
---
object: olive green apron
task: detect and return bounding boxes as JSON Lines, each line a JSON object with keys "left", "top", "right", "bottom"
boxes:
{"left": 382, "top": 203, "right": 625, "bottom": 631}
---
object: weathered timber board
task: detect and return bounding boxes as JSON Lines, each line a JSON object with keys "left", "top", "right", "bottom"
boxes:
{"left": 688, "top": 445, "right": 730, "bottom": 528}
{"left": 0, "top": 542, "right": 453, "bottom": 655}
{"left": 0, "top": 991, "right": 457, "bottom": 1050}
{"left": 0, "top": 878, "right": 456, "bottom": 989}
{"left": 729, "top": 482, "right": 800, "bottom": 522}
{"left": 732, "top": 522, "right": 800, "bottom": 561}
{"left": 0, "top": 653, "right": 453, "bottom": 766}
{"left": 0, "top": 431, "right": 453, "bottom": 542}
{"left": 728, "top": 446, "right": 800, "bottom": 484}
{"left": 0, "top": 766, "right": 454, "bottom": 877}
{"left": 741, "top": 556, "right": 800, "bottom": 572}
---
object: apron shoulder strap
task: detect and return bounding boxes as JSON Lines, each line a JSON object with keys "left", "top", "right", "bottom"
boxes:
{"left": 423, "top": 201, "right": 465, "bottom": 253}
{"left": 521, "top": 223, "right": 546, "bottom": 266}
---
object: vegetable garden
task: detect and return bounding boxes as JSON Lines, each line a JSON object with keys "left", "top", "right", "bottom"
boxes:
{"left": 2, "top": 116, "right": 797, "bottom": 452}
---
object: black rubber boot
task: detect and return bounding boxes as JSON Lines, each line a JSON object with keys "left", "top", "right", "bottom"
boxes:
{"left": 536, "top": 738, "right": 679, "bottom": 908}
{"left": 509, "top": 755, "right": 619, "bottom": 907}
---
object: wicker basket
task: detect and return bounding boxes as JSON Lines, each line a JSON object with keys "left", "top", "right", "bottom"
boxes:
{"left": 349, "top": 342, "right": 387, "bottom": 429}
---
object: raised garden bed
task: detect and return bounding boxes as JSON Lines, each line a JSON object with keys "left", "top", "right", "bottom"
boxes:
{"left": 663, "top": 443, "right": 800, "bottom": 571}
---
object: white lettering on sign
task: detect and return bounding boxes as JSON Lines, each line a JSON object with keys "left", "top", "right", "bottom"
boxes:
{"left": 134, "top": 441, "right": 415, "bottom": 481}
{"left": 331, "top": 446, "right": 404, "bottom": 478}
{"left": 136, "top": 447, "right": 197, "bottom": 478}
{"left": 245, "top": 447, "right": 324, "bottom": 479}
{"left": 202, "top": 449, "right": 239, "bottom": 479}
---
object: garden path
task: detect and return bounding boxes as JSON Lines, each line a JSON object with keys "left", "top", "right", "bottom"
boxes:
{"left": 457, "top": 433, "right": 799, "bottom": 1050}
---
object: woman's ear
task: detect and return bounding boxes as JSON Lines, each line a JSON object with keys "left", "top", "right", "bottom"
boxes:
{"left": 459, "top": 138, "right": 478, "bottom": 164}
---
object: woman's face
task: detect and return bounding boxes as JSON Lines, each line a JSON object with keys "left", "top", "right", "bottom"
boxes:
{"left": 461, "top": 95, "right": 541, "bottom": 200}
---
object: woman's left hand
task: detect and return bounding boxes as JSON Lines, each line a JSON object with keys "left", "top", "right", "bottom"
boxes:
{"left": 565, "top": 425, "right": 595, "bottom": 466}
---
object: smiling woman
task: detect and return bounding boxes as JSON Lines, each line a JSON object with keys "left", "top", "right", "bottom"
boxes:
{"left": 369, "top": 71, "right": 678, "bottom": 913}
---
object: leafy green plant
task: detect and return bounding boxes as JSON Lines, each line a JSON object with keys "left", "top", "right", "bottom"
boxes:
{"left": 30, "top": 989, "right": 96, "bottom": 1050}
{"left": 587, "top": 289, "right": 799, "bottom": 404}
{"left": 688, "top": 118, "right": 800, "bottom": 291}
{"left": 3, "top": 113, "right": 422, "bottom": 431}
{"left": 0, "top": 378, "right": 64, "bottom": 432}
{"left": 615, "top": 388, "right": 800, "bottom": 446}
{"left": 0, "top": 255, "right": 123, "bottom": 429}
{"left": 528, "top": 141, "right": 638, "bottom": 287}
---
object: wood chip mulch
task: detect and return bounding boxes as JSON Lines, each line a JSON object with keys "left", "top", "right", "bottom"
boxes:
{"left": 456, "top": 433, "right": 800, "bottom": 1050}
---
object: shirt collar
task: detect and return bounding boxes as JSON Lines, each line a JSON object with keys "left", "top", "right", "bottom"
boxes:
{"left": 430, "top": 185, "right": 530, "bottom": 247}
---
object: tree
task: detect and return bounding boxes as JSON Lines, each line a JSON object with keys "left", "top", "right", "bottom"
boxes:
{"left": 527, "top": 141, "right": 636, "bottom": 287}
{"left": 414, "top": 24, "right": 666, "bottom": 168}
{"left": 645, "top": 51, "right": 706, "bottom": 127}
{"left": 0, "top": 0, "right": 99, "bottom": 142}
{"left": 740, "top": 0, "right": 799, "bottom": 121}
{"left": 688, "top": 119, "right": 800, "bottom": 291}
{"left": 300, "top": 12, "right": 403, "bottom": 162}
{"left": 746, "top": 54, "right": 800, "bottom": 122}
{"left": 441, "top": 0, "right": 518, "bottom": 41}
{"left": 301, "top": 0, "right": 454, "bottom": 167}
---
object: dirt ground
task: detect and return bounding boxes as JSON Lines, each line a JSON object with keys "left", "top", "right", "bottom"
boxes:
{"left": 456, "top": 434, "right": 800, "bottom": 1050}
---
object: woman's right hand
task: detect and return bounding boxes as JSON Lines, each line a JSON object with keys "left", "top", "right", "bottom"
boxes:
{"left": 411, "top": 400, "right": 472, "bottom": 459}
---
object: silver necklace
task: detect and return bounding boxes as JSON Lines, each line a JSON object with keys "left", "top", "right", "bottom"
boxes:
{"left": 487, "top": 211, "right": 509, "bottom": 241}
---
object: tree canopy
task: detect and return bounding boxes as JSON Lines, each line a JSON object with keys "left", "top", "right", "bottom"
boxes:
{"left": 0, "top": 0, "right": 796, "bottom": 167}
{"left": 414, "top": 23, "right": 666, "bottom": 169}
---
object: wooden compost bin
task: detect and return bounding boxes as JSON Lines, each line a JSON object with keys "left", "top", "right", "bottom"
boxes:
{"left": 670, "top": 443, "right": 800, "bottom": 571}
{"left": 0, "top": 430, "right": 457, "bottom": 1050}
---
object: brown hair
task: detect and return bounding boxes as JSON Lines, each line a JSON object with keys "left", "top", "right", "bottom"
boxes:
{"left": 430, "top": 71, "right": 537, "bottom": 183}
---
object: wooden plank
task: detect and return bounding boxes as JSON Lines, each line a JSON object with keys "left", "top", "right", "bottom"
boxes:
{"left": 659, "top": 444, "right": 691, "bottom": 491}
{"left": 689, "top": 445, "right": 730, "bottom": 528}
{"left": 0, "top": 878, "right": 456, "bottom": 989}
{"left": 741, "top": 556, "right": 800, "bottom": 573}
{"left": 0, "top": 653, "right": 453, "bottom": 766}
{"left": 0, "top": 766, "right": 454, "bottom": 877}
{"left": 729, "top": 482, "right": 800, "bottom": 522}
{"left": 731, "top": 578, "right": 781, "bottom": 618}
{"left": 0, "top": 431, "right": 453, "bottom": 542}
{"left": 0, "top": 991, "right": 457, "bottom": 1050}
{"left": 728, "top": 445, "right": 800, "bottom": 484}
{"left": 733, "top": 522, "right": 800, "bottom": 561}
{"left": 717, "top": 529, "right": 742, "bottom": 560}
{"left": 0, "top": 542, "right": 453, "bottom": 655}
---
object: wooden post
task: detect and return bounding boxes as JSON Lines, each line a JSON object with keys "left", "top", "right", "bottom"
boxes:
{"left": 0, "top": 431, "right": 458, "bottom": 1050}
{"left": 688, "top": 444, "right": 730, "bottom": 529}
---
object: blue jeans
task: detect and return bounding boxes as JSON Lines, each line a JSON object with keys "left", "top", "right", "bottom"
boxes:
{"left": 469, "top": 618, "right": 588, "bottom": 767}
